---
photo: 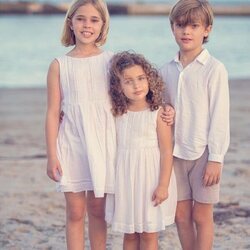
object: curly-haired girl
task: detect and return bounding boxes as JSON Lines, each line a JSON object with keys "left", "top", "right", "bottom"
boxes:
{"left": 106, "top": 51, "right": 177, "bottom": 249}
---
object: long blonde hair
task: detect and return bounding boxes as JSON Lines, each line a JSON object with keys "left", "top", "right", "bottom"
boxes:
{"left": 61, "top": 0, "right": 109, "bottom": 47}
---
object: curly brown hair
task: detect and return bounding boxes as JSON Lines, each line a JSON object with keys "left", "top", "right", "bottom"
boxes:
{"left": 109, "top": 51, "right": 165, "bottom": 116}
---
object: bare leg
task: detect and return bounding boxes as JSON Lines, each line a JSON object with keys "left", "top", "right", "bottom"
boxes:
{"left": 87, "top": 191, "right": 106, "bottom": 250}
{"left": 175, "top": 200, "right": 196, "bottom": 250}
{"left": 193, "top": 202, "right": 214, "bottom": 250}
{"left": 64, "top": 192, "right": 87, "bottom": 250}
{"left": 123, "top": 233, "right": 140, "bottom": 250}
{"left": 140, "top": 232, "right": 158, "bottom": 250}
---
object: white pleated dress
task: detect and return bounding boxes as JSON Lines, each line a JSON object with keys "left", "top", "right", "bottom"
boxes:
{"left": 107, "top": 108, "right": 177, "bottom": 233}
{"left": 55, "top": 51, "right": 116, "bottom": 197}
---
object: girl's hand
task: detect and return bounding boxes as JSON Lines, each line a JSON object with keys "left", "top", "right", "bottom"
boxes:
{"left": 152, "top": 185, "right": 168, "bottom": 207}
{"left": 160, "top": 105, "right": 175, "bottom": 126}
{"left": 47, "top": 156, "right": 62, "bottom": 182}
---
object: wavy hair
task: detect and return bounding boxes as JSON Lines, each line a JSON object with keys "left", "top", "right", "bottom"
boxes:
{"left": 109, "top": 51, "right": 165, "bottom": 116}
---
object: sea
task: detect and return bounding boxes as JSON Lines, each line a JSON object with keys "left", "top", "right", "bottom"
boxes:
{"left": 0, "top": 0, "right": 250, "bottom": 88}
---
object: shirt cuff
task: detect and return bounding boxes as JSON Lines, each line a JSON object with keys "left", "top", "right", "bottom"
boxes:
{"left": 208, "top": 153, "right": 224, "bottom": 163}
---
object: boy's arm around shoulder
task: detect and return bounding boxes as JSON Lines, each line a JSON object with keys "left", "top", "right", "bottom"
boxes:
{"left": 161, "top": 104, "right": 175, "bottom": 126}
{"left": 45, "top": 59, "right": 62, "bottom": 181}
{"left": 159, "top": 61, "right": 176, "bottom": 126}
{"left": 152, "top": 107, "right": 173, "bottom": 206}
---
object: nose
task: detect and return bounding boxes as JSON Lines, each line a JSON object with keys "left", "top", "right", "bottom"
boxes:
{"left": 183, "top": 26, "right": 191, "bottom": 34}
{"left": 132, "top": 80, "right": 140, "bottom": 89}
{"left": 83, "top": 19, "right": 91, "bottom": 28}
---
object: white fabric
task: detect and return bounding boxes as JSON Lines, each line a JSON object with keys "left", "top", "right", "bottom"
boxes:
{"left": 160, "top": 49, "right": 230, "bottom": 162}
{"left": 106, "top": 109, "right": 177, "bottom": 233}
{"left": 56, "top": 51, "right": 116, "bottom": 197}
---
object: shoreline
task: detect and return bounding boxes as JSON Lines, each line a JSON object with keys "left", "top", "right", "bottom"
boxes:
{"left": 1, "top": 2, "right": 250, "bottom": 16}
{"left": 1, "top": 78, "right": 249, "bottom": 90}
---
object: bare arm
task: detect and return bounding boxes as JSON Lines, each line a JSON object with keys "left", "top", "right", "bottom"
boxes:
{"left": 45, "top": 59, "right": 62, "bottom": 181}
{"left": 152, "top": 108, "right": 173, "bottom": 206}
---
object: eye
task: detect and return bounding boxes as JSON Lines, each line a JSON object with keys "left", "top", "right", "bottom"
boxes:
{"left": 192, "top": 23, "right": 199, "bottom": 28}
{"left": 138, "top": 76, "right": 146, "bottom": 81}
{"left": 123, "top": 80, "right": 133, "bottom": 85}
{"left": 91, "top": 18, "right": 100, "bottom": 23}
{"left": 76, "top": 17, "right": 84, "bottom": 21}
{"left": 176, "top": 23, "right": 183, "bottom": 28}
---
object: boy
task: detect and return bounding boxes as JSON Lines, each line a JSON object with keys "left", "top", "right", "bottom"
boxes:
{"left": 161, "top": 0, "right": 230, "bottom": 249}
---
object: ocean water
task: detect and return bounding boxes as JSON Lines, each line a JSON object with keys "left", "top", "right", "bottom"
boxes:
{"left": 0, "top": 14, "right": 249, "bottom": 87}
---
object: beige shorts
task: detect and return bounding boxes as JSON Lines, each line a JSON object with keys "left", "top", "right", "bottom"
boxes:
{"left": 173, "top": 148, "right": 221, "bottom": 204}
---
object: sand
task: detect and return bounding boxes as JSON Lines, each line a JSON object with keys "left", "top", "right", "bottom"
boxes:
{"left": 0, "top": 79, "right": 250, "bottom": 249}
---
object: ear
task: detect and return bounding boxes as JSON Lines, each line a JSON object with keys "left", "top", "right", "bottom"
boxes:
{"left": 204, "top": 25, "right": 212, "bottom": 37}
{"left": 67, "top": 18, "right": 73, "bottom": 30}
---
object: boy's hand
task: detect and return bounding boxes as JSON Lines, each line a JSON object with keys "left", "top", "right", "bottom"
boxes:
{"left": 160, "top": 105, "right": 175, "bottom": 126}
{"left": 203, "top": 161, "right": 222, "bottom": 186}
{"left": 47, "top": 156, "right": 63, "bottom": 182}
{"left": 59, "top": 110, "right": 64, "bottom": 123}
{"left": 152, "top": 185, "right": 168, "bottom": 207}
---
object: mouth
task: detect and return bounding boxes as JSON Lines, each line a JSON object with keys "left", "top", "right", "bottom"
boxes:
{"left": 181, "top": 38, "right": 192, "bottom": 43}
{"left": 134, "top": 91, "right": 143, "bottom": 95}
{"left": 81, "top": 31, "right": 93, "bottom": 37}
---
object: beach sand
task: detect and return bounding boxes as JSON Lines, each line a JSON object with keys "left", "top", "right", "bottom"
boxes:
{"left": 0, "top": 79, "right": 250, "bottom": 249}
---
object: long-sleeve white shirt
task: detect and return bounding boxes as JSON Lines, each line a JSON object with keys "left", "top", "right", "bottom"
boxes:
{"left": 160, "top": 49, "right": 230, "bottom": 163}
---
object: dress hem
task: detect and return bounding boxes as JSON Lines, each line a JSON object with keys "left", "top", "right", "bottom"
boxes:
{"left": 111, "top": 216, "right": 175, "bottom": 233}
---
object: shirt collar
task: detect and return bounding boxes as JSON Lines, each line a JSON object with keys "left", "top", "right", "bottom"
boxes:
{"left": 174, "top": 53, "right": 180, "bottom": 63}
{"left": 196, "top": 49, "right": 210, "bottom": 65}
{"left": 174, "top": 48, "right": 210, "bottom": 66}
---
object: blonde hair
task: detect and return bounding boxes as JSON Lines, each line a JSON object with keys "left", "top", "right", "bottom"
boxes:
{"left": 170, "top": 0, "right": 213, "bottom": 43}
{"left": 109, "top": 51, "right": 164, "bottom": 116}
{"left": 61, "top": 0, "right": 109, "bottom": 47}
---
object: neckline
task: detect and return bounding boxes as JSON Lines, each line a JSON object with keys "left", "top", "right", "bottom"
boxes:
{"left": 66, "top": 50, "right": 105, "bottom": 59}
{"left": 127, "top": 108, "right": 150, "bottom": 113}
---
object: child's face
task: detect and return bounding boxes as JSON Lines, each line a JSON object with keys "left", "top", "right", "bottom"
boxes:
{"left": 172, "top": 20, "right": 211, "bottom": 54}
{"left": 120, "top": 65, "right": 149, "bottom": 105}
{"left": 70, "top": 3, "right": 103, "bottom": 46}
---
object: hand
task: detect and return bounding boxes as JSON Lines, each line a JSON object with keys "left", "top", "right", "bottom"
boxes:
{"left": 160, "top": 105, "right": 175, "bottom": 126}
{"left": 47, "top": 156, "right": 63, "bottom": 182}
{"left": 203, "top": 161, "right": 222, "bottom": 186}
{"left": 152, "top": 185, "right": 168, "bottom": 207}
{"left": 59, "top": 110, "right": 64, "bottom": 123}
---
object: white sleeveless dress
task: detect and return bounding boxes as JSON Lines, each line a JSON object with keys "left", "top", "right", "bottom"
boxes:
{"left": 55, "top": 51, "right": 116, "bottom": 197}
{"left": 108, "top": 108, "right": 177, "bottom": 233}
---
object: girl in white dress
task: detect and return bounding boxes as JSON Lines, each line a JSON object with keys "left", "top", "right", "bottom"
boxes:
{"left": 108, "top": 51, "right": 177, "bottom": 250}
{"left": 45, "top": 1, "right": 116, "bottom": 249}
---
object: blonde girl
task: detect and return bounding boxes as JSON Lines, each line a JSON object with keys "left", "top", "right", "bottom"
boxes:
{"left": 45, "top": 0, "right": 116, "bottom": 249}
